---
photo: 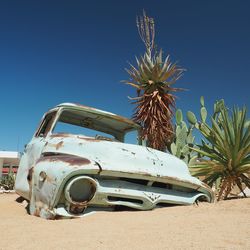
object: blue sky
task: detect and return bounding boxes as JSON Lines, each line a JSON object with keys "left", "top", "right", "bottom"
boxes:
{"left": 0, "top": 0, "right": 249, "bottom": 151}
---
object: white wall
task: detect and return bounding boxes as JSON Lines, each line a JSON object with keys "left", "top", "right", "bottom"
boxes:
{"left": 0, "top": 151, "right": 20, "bottom": 178}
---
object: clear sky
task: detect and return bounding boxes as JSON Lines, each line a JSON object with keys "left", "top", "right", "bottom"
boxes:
{"left": 0, "top": 0, "right": 249, "bottom": 151}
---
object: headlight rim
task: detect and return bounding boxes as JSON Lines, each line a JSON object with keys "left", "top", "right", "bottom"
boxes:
{"left": 64, "top": 176, "right": 97, "bottom": 205}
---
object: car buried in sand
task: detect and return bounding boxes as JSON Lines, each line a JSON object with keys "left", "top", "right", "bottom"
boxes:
{"left": 15, "top": 103, "right": 214, "bottom": 219}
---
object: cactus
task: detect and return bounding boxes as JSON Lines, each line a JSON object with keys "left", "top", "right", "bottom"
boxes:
{"left": 170, "top": 109, "right": 196, "bottom": 164}
{"left": 187, "top": 96, "right": 225, "bottom": 130}
{"left": 187, "top": 111, "right": 197, "bottom": 125}
{"left": 175, "top": 109, "right": 183, "bottom": 125}
{"left": 170, "top": 97, "right": 228, "bottom": 166}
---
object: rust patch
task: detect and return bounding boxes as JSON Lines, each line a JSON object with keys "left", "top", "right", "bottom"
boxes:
{"left": 37, "top": 155, "right": 91, "bottom": 166}
{"left": 27, "top": 167, "right": 34, "bottom": 182}
{"left": 44, "top": 141, "right": 64, "bottom": 150}
{"left": 60, "top": 156, "right": 91, "bottom": 166}
{"left": 50, "top": 133, "right": 71, "bottom": 138}
{"left": 50, "top": 133, "right": 101, "bottom": 142}
{"left": 56, "top": 141, "right": 64, "bottom": 150}
{"left": 76, "top": 136, "right": 101, "bottom": 142}
{"left": 69, "top": 204, "right": 86, "bottom": 214}
{"left": 44, "top": 174, "right": 54, "bottom": 183}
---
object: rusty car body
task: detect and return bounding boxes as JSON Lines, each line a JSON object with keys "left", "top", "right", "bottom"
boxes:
{"left": 15, "top": 103, "right": 214, "bottom": 219}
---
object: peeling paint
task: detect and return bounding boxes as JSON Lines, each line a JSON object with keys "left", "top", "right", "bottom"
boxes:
{"left": 56, "top": 141, "right": 64, "bottom": 150}
{"left": 37, "top": 155, "right": 92, "bottom": 166}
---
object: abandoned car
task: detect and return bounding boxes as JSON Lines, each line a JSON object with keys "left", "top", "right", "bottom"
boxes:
{"left": 15, "top": 103, "right": 214, "bottom": 219}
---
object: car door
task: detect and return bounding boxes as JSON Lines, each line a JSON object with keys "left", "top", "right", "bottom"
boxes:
{"left": 15, "top": 111, "right": 58, "bottom": 199}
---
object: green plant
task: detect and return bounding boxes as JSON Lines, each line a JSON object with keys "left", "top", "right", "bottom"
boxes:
{"left": 0, "top": 169, "right": 15, "bottom": 190}
{"left": 123, "top": 11, "right": 185, "bottom": 151}
{"left": 170, "top": 109, "right": 196, "bottom": 164}
{"left": 188, "top": 97, "right": 250, "bottom": 200}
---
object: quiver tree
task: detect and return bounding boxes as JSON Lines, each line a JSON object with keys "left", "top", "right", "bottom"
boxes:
{"left": 123, "top": 11, "right": 185, "bottom": 151}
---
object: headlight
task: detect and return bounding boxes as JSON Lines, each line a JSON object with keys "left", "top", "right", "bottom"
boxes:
{"left": 65, "top": 176, "right": 97, "bottom": 205}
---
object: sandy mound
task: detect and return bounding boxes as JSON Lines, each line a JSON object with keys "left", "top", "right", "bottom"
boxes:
{"left": 0, "top": 194, "right": 249, "bottom": 250}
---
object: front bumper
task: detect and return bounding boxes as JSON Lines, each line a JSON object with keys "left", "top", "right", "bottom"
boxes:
{"left": 54, "top": 178, "right": 211, "bottom": 218}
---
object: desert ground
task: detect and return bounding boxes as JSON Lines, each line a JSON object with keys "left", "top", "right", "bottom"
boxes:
{"left": 0, "top": 194, "right": 249, "bottom": 250}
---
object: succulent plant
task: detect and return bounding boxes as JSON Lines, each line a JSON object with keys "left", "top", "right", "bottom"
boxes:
{"left": 0, "top": 169, "right": 15, "bottom": 190}
{"left": 170, "top": 109, "right": 195, "bottom": 164}
{"left": 123, "top": 11, "right": 185, "bottom": 151}
{"left": 188, "top": 97, "right": 250, "bottom": 200}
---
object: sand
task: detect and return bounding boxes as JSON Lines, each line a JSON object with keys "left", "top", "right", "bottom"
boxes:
{"left": 0, "top": 194, "right": 249, "bottom": 250}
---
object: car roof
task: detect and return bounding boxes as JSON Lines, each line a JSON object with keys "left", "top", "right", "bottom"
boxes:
{"left": 55, "top": 103, "right": 141, "bottom": 134}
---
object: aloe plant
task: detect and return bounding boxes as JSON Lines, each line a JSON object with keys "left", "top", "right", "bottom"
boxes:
{"left": 170, "top": 109, "right": 195, "bottom": 164}
{"left": 189, "top": 97, "right": 250, "bottom": 200}
{"left": 123, "top": 11, "right": 185, "bottom": 151}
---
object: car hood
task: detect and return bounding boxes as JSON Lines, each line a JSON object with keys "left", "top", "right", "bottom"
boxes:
{"left": 42, "top": 134, "right": 201, "bottom": 185}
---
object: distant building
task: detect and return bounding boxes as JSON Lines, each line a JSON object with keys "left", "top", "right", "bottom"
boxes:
{"left": 0, "top": 151, "right": 20, "bottom": 178}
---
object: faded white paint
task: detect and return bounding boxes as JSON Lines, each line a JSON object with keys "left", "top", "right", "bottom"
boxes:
{"left": 15, "top": 103, "right": 214, "bottom": 219}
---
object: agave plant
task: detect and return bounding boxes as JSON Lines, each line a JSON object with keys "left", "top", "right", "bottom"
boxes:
{"left": 124, "top": 11, "right": 184, "bottom": 151}
{"left": 189, "top": 98, "right": 250, "bottom": 200}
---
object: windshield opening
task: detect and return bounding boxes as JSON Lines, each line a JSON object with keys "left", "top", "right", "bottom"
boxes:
{"left": 51, "top": 109, "right": 139, "bottom": 143}
{"left": 53, "top": 120, "right": 117, "bottom": 141}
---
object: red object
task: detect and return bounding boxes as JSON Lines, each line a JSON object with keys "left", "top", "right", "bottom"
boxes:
{"left": 2, "top": 167, "right": 18, "bottom": 174}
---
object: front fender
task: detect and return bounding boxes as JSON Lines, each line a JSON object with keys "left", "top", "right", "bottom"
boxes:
{"left": 29, "top": 154, "right": 101, "bottom": 219}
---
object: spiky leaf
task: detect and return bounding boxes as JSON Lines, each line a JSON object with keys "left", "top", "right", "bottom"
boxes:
{"left": 181, "top": 144, "right": 189, "bottom": 154}
{"left": 189, "top": 103, "right": 250, "bottom": 200}
{"left": 124, "top": 49, "right": 184, "bottom": 150}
